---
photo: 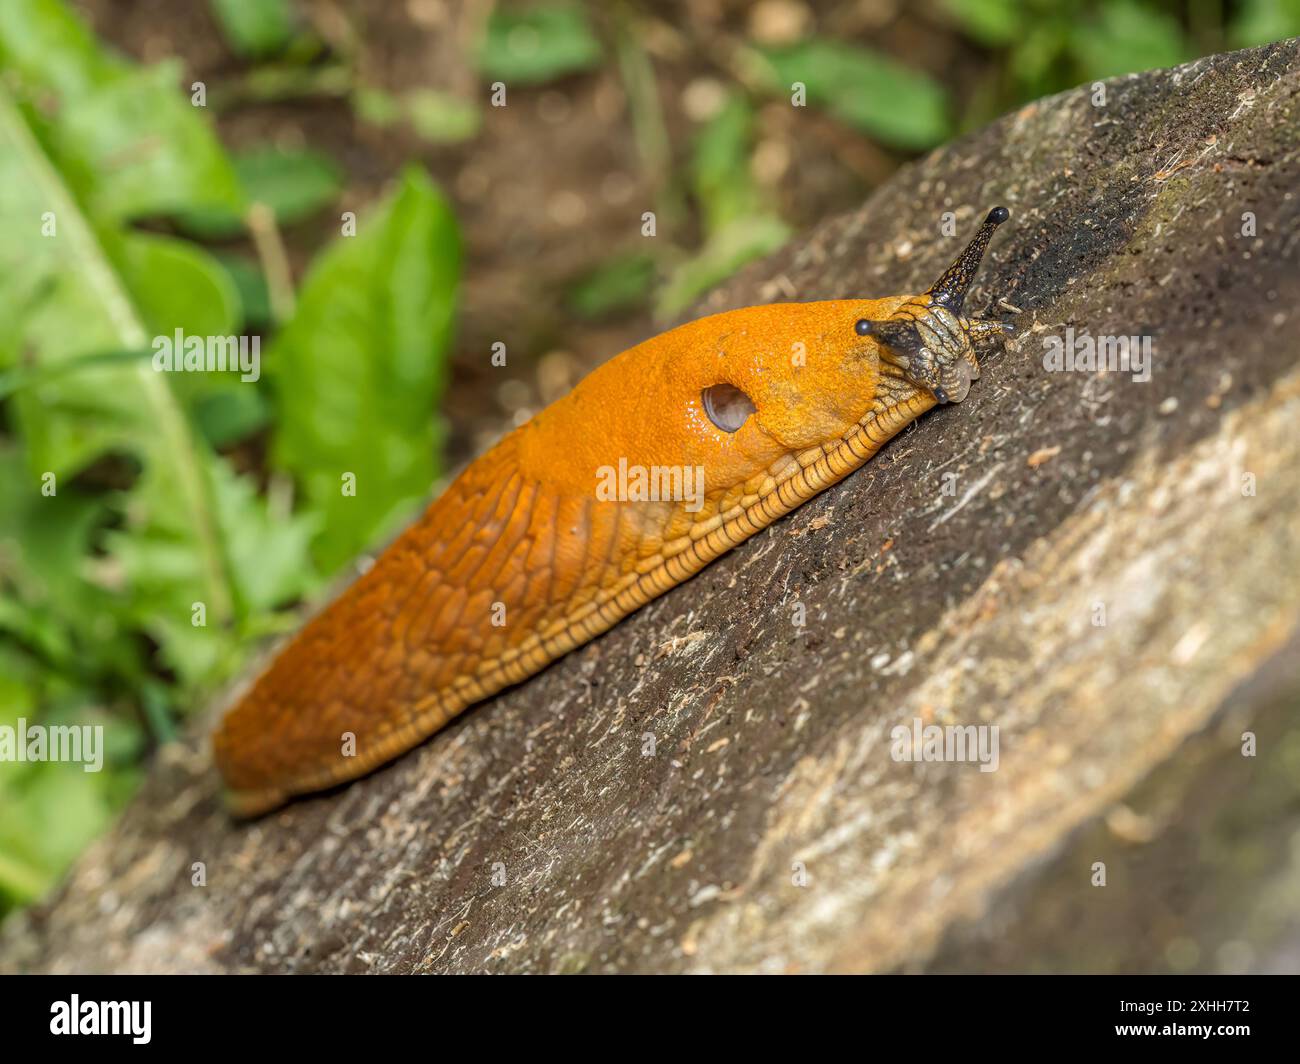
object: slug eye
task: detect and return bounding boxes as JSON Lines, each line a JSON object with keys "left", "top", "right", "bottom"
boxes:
{"left": 702, "top": 383, "right": 756, "bottom": 433}
{"left": 854, "top": 319, "right": 873, "bottom": 336}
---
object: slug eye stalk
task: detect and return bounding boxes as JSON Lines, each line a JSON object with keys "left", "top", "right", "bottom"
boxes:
{"left": 929, "top": 205, "right": 1010, "bottom": 312}
{"left": 856, "top": 206, "right": 1013, "bottom": 404}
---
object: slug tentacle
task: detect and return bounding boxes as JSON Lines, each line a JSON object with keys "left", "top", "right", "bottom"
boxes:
{"left": 968, "top": 318, "right": 1016, "bottom": 346}
{"left": 929, "top": 205, "right": 1010, "bottom": 310}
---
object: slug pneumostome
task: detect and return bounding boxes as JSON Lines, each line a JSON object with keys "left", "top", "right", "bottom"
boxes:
{"left": 214, "top": 207, "right": 1014, "bottom": 815}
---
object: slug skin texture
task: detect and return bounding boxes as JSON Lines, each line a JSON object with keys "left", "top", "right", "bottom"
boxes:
{"left": 214, "top": 208, "right": 1012, "bottom": 816}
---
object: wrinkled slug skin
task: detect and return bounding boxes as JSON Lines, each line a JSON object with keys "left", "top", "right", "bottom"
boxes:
{"left": 214, "top": 297, "right": 935, "bottom": 814}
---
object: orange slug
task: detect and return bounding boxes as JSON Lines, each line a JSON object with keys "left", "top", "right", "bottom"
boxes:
{"left": 214, "top": 207, "right": 1014, "bottom": 815}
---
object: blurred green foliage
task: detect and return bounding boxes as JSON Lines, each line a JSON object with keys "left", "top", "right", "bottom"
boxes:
{"left": 0, "top": 0, "right": 459, "bottom": 914}
{"left": 209, "top": 0, "right": 299, "bottom": 59}
{"left": 179, "top": 147, "right": 345, "bottom": 239}
{"left": 943, "top": 0, "right": 1186, "bottom": 104}
{"left": 567, "top": 252, "right": 659, "bottom": 318}
{"left": 759, "top": 40, "right": 951, "bottom": 149}
{"left": 270, "top": 167, "right": 460, "bottom": 574}
{"left": 354, "top": 87, "right": 483, "bottom": 145}
{"left": 1231, "top": 0, "right": 1300, "bottom": 45}
{"left": 658, "top": 93, "right": 790, "bottom": 315}
{"left": 567, "top": 0, "right": 1300, "bottom": 320}
{"left": 2, "top": 0, "right": 1299, "bottom": 920}
{"left": 476, "top": 4, "right": 604, "bottom": 84}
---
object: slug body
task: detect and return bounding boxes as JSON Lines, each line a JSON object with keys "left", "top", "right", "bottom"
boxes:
{"left": 214, "top": 208, "right": 1013, "bottom": 815}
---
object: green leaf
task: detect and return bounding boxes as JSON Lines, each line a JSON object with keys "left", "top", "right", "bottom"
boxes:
{"left": 208, "top": 0, "right": 298, "bottom": 58}
{"left": 568, "top": 253, "right": 656, "bottom": 319}
{"left": 654, "top": 91, "right": 789, "bottom": 316}
{"left": 55, "top": 61, "right": 244, "bottom": 221}
{"left": 0, "top": 639, "right": 143, "bottom": 912}
{"left": 0, "top": 451, "right": 114, "bottom": 662}
{"left": 213, "top": 461, "right": 319, "bottom": 614}
{"left": 1008, "top": 21, "right": 1071, "bottom": 95}
{"left": 690, "top": 94, "right": 764, "bottom": 233}
{"left": 0, "top": 755, "right": 136, "bottom": 905}
{"left": 476, "top": 4, "right": 602, "bottom": 85}
{"left": 108, "top": 459, "right": 318, "bottom": 679}
{"left": 1071, "top": 0, "right": 1186, "bottom": 80}
{"left": 1229, "top": 0, "right": 1300, "bottom": 48}
{"left": 214, "top": 253, "right": 273, "bottom": 331}
{"left": 0, "top": 458, "right": 105, "bottom": 605}
{"left": 238, "top": 145, "right": 341, "bottom": 222}
{"left": 270, "top": 166, "right": 461, "bottom": 574}
{"left": 658, "top": 215, "right": 790, "bottom": 318}
{"left": 941, "top": 0, "right": 1024, "bottom": 47}
{"left": 3, "top": 227, "right": 239, "bottom": 478}
{"left": 0, "top": 97, "right": 165, "bottom": 473}
{"left": 352, "top": 86, "right": 403, "bottom": 127}
{"left": 759, "top": 39, "right": 951, "bottom": 150}
{"left": 353, "top": 87, "right": 481, "bottom": 144}
{"left": 0, "top": 702, "right": 140, "bottom": 908}
{"left": 192, "top": 387, "right": 271, "bottom": 448}
{"left": 0, "top": 348, "right": 154, "bottom": 401}
{"left": 0, "top": 1, "right": 243, "bottom": 222}
{"left": 121, "top": 237, "right": 264, "bottom": 450}
{"left": 406, "top": 89, "right": 482, "bottom": 143}
{"left": 0, "top": 0, "right": 118, "bottom": 99}
{"left": 119, "top": 233, "right": 241, "bottom": 343}
{"left": 179, "top": 145, "right": 343, "bottom": 238}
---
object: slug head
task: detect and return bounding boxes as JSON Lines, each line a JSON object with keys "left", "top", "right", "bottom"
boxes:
{"left": 855, "top": 206, "right": 1013, "bottom": 405}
